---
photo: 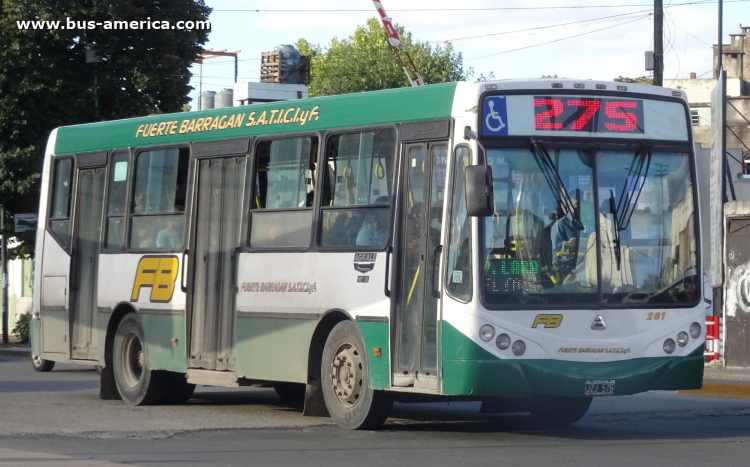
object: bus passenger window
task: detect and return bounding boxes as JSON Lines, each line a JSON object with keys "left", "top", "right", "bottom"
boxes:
{"left": 249, "top": 137, "right": 318, "bottom": 248}
{"left": 105, "top": 152, "right": 129, "bottom": 250}
{"left": 319, "top": 129, "right": 396, "bottom": 248}
{"left": 129, "top": 148, "right": 189, "bottom": 251}
{"left": 49, "top": 158, "right": 74, "bottom": 247}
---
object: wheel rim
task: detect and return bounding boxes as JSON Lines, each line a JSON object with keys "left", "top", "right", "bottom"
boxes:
{"left": 121, "top": 331, "right": 144, "bottom": 388}
{"left": 32, "top": 354, "right": 43, "bottom": 367}
{"left": 330, "top": 342, "right": 363, "bottom": 408}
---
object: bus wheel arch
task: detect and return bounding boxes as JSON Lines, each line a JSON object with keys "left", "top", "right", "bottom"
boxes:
{"left": 303, "top": 310, "right": 351, "bottom": 417}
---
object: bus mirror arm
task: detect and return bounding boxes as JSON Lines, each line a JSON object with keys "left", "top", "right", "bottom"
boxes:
{"left": 431, "top": 245, "right": 443, "bottom": 298}
{"left": 463, "top": 126, "right": 494, "bottom": 217}
{"left": 181, "top": 249, "right": 189, "bottom": 293}
{"left": 384, "top": 246, "right": 393, "bottom": 297}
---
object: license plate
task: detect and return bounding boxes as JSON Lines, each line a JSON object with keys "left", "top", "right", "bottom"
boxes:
{"left": 585, "top": 380, "right": 615, "bottom": 396}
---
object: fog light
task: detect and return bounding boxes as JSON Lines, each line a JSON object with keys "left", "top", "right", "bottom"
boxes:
{"left": 512, "top": 340, "right": 526, "bottom": 356}
{"left": 676, "top": 332, "right": 689, "bottom": 347}
{"left": 689, "top": 322, "right": 702, "bottom": 339}
{"left": 496, "top": 333, "right": 511, "bottom": 350}
{"left": 663, "top": 338, "right": 676, "bottom": 354}
{"left": 479, "top": 325, "right": 495, "bottom": 342}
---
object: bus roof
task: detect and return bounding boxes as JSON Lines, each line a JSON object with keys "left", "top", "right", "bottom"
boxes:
{"left": 54, "top": 82, "right": 458, "bottom": 154}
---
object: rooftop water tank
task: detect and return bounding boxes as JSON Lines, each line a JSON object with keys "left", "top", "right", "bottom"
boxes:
{"left": 215, "top": 88, "right": 234, "bottom": 109}
{"left": 200, "top": 91, "right": 216, "bottom": 111}
{"left": 277, "top": 44, "right": 303, "bottom": 84}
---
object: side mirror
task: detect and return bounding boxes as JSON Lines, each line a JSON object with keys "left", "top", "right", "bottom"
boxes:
{"left": 465, "top": 165, "right": 494, "bottom": 217}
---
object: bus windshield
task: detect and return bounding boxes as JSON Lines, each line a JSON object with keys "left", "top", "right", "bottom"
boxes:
{"left": 481, "top": 147, "right": 698, "bottom": 308}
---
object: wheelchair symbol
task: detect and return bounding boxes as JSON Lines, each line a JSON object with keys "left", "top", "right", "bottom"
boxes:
{"left": 485, "top": 100, "right": 506, "bottom": 132}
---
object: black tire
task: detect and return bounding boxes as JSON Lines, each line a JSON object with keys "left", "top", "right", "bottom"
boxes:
{"left": 162, "top": 372, "right": 196, "bottom": 405}
{"left": 31, "top": 354, "right": 55, "bottom": 372}
{"left": 112, "top": 313, "right": 169, "bottom": 405}
{"left": 274, "top": 382, "right": 306, "bottom": 402}
{"left": 321, "top": 321, "right": 392, "bottom": 430}
{"left": 527, "top": 396, "right": 592, "bottom": 427}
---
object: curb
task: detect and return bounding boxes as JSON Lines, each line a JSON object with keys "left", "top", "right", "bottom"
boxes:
{"left": 679, "top": 382, "right": 750, "bottom": 400}
{"left": 0, "top": 348, "right": 31, "bottom": 358}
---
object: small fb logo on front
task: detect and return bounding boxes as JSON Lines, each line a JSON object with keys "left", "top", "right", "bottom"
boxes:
{"left": 532, "top": 314, "right": 563, "bottom": 329}
{"left": 131, "top": 256, "right": 179, "bottom": 303}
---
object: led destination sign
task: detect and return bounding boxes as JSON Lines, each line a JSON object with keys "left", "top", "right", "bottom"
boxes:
{"left": 482, "top": 94, "right": 688, "bottom": 141}
{"left": 533, "top": 96, "right": 644, "bottom": 134}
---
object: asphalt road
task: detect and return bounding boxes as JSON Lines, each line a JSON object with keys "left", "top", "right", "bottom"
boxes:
{"left": 1, "top": 354, "right": 750, "bottom": 466}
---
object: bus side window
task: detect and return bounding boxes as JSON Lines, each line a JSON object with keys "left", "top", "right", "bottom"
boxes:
{"left": 249, "top": 136, "right": 318, "bottom": 248}
{"left": 319, "top": 128, "right": 396, "bottom": 248}
{"left": 105, "top": 152, "right": 129, "bottom": 250}
{"left": 129, "top": 148, "right": 189, "bottom": 251}
{"left": 446, "top": 146, "right": 472, "bottom": 301}
{"left": 49, "top": 157, "right": 74, "bottom": 248}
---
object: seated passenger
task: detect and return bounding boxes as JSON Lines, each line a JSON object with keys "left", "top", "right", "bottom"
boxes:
{"left": 356, "top": 196, "right": 390, "bottom": 247}
{"left": 551, "top": 194, "right": 580, "bottom": 271}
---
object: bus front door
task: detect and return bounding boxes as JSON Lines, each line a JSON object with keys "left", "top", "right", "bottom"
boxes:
{"left": 394, "top": 142, "right": 447, "bottom": 389}
{"left": 70, "top": 167, "right": 106, "bottom": 361}
{"left": 188, "top": 156, "right": 246, "bottom": 371}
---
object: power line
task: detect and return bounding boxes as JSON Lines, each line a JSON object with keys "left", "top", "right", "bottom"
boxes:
{"left": 465, "top": 15, "right": 650, "bottom": 61}
{"left": 434, "top": 9, "right": 653, "bottom": 43}
{"left": 213, "top": 0, "right": 748, "bottom": 12}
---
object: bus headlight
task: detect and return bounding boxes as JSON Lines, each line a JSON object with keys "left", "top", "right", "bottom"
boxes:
{"left": 663, "top": 338, "right": 676, "bottom": 354}
{"left": 479, "top": 325, "right": 495, "bottom": 342}
{"left": 496, "top": 333, "right": 511, "bottom": 350}
{"left": 676, "top": 332, "right": 689, "bottom": 347}
{"left": 689, "top": 322, "right": 702, "bottom": 339}
{"left": 512, "top": 340, "right": 526, "bottom": 356}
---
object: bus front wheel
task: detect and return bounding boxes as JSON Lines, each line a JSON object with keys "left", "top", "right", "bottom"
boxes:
{"left": 321, "top": 321, "right": 392, "bottom": 430}
{"left": 112, "top": 313, "right": 168, "bottom": 405}
{"left": 31, "top": 354, "right": 55, "bottom": 372}
{"left": 527, "top": 396, "right": 592, "bottom": 427}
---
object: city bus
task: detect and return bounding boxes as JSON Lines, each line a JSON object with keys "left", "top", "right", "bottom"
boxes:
{"left": 30, "top": 79, "right": 706, "bottom": 429}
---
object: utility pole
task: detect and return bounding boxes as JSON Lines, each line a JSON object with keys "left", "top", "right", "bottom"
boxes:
{"left": 718, "top": 0, "right": 723, "bottom": 77}
{"left": 654, "top": 0, "right": 664, "bottom": 86}
{"left": 1, "top": 206, "right": 8, "bottom": 344}
{"left": 195, "top": 49, "right": 241, "bottom": 110}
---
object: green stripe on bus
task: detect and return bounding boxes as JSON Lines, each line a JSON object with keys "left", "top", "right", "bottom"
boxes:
{"left": 441, "top": 321, "right": 704, "bottom": 397}
{"left": 54, "top": 83, "right": 458, "bottom": 154}
{"left": 357, "top": 321, "right": 390, "bottom": 390}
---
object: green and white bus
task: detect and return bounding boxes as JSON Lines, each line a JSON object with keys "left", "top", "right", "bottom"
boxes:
{"left": 31, "top": 79, "right": 706, "bottom": 429}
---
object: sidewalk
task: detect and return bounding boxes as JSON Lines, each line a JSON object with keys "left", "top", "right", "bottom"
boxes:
{"left": 680, "top": 366, "right": 750, "bottom": 399}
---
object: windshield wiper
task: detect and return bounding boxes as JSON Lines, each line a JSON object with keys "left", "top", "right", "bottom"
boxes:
{"left": 615, "top": 145, "right": 652, "bottom": 231}
{"left": 529, "top": 139, "right": 583, "bottom": 230}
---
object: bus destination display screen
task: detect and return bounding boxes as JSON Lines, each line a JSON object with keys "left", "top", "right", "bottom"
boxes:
{"left": 485, "top": 259, "right": 541, "bottom": 294}
{"left": 481, "top": 94, "right": 687, "bottom": 141}
{"left": 533, "top": 97, "right": 644, "bottom": 134}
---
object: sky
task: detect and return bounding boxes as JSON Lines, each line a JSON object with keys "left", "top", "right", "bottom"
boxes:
{"left": 188, "top": 0, "right": 750, "bottom": 104}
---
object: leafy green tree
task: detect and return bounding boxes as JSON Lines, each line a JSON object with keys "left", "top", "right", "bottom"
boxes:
{"left": 613, "top": 75, "right": 653, "bottom": 85}
{"left": 296, "top": 18, "right": 471, "bottom": 97}
{"left": 0, "top": 0, "right": 211, "bottom": 257}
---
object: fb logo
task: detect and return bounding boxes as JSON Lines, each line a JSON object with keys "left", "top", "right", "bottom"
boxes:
{"left": 483, "top": 96, "right": 508, "bottom": 135}
{"left": 532, "top": 314, "right": 563, "bottom": 329}
{"left": 131, "top": 256, "right": 179, "bottom": 303}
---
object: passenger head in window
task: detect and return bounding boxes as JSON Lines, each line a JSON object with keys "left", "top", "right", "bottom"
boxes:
{"left": 355, "top": 196, "right": 390, "bottom": 247}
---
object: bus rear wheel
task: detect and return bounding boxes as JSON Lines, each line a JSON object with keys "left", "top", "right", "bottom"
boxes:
{"left": 31, "top": 354, "right": 55, "bottom": 372}
{"left": 321, "top": 321, "right": 392, "bottom": 430}
{"left": 112, "top": 313, "right": 168, "bottom": 405}
{"left": 527, "top": 396, "right": 592, "bottom": 427}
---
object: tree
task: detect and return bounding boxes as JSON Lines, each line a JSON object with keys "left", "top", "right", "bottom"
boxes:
{"left": 296, "top": 18, "right": 471, "bottom": 97}
{"left": 613, "top": 76, "right": 653, "bottom": 85}
{"left": 0, "top": 0, "right": 211, "bottom": 257}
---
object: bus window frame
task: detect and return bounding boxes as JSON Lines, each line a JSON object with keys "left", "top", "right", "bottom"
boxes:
{"left": 474, "top": 137, "right": 701, "bottom": 311}
{"left": 46, "top": 154, "right": 77, "bottom": 251}
{"left": 102, "top": 149, "right": 133, "bottom": 253}
{"left": 316, "top": 124, "right": 399, "bottom": 253}
{"left": 246, "top": 131, "right": 322, "bottom": 253}
{"left": 126, "top": 144, "right": 193, "bottom": 254}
